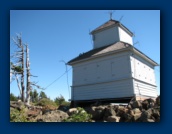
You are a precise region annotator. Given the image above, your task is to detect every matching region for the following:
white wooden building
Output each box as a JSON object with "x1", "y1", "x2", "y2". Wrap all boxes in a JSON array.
[{"x1": 68, "y1": 19, "x2": 158, "y2": 105}]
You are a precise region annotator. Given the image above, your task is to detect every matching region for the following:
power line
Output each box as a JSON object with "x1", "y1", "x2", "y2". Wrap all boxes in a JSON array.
[{"x1": 44, "y1": 67, "x2": 72, "y2": 90}]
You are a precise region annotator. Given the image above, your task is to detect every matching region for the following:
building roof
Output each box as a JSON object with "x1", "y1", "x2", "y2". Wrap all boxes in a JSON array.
[
  {"x1": 67, "y1": 41, "x2": 158, "y2": 66},
  {"x1": 90, "y1": 19, "x2": 133, "y2": 36}
]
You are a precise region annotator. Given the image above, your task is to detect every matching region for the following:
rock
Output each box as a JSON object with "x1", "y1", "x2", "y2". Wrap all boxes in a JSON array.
[
  {"x1": 127, "y1": 104, "x2": 132, "y2": 110},
  {"x1": 116, "y1": 107, "x2": 128, "y2": 122},
  {"x1": 129, "y1": 107, "x2": 141, "y2": 122},
  {"x1": 142, "y1": 100, "x2": 149, "y2": 110},
  {"x1": 67, "y1": 108, "x2": 78, "y2": 116},
  {"x1": 148, "y1": 98, "x2": 155, "y2": 107},
  {"x1": 132, "y1": 113, "x2": 141, "y2": 122},
  {"x1": 156, "y1": 96, "x2": 160, "y2": 106},
  {"x1": 152, "y1": 108, "x2": 160, "y2": 119},
  {"x1": 139, "y1": 108, "x2": 153, "y2": 122},
  {"x1": 113, "y1": 105, "x2": 120, "y2": 112},
  {"x1": 36, "y1": 110, "x2": 69, "y2": 122},
  {"x1": 18, "y1": 100, "x2": 22, "y2": 103},
  {"x1": 132, "y1": 108, "x2": 141, "y2": 114},
  {"x1": 155, "y1": 117, "x2": 160, "y2": 122},
  {"x1": 146, "y1": 108, "x2": 153, "y2": 116},
  {"x1": 42, "y1": 105, "x2": 57, "y2": 114},
  {"x1": 116, "y1": 107, "x2": 127, "y2": 117},
  {"x1": 88, "y1": 106, "x2": 106, "y2": 120},
  {"x1": 106, "y1": 116, "x2": 120, "y2": 122},
  {"x1": 58, "y1": 105, "x2": 70, "y2": 112},
  {"x1": 131, "y1": 100, "x2": 142, "y2": 109},
  {"x1": 142, "y1": 98, "x2": 155, "y2": 110},
  {"x1": 123, "y1": 113, "x2": 132, "y2": 122},
  {"x1": 129, "y1": 110, "x2": 134, "y2": 116},
  {"x1": 104, "y1": 106, "x2": 116, "y2": 118},
  {"x1": 27, "y1": 109, "x2": 42, "y2": 118},
  {"x1": 10, "y1": 101, "x2": 25, "y2": 111},
  {"x1": 145, "y1": 119, "x2": 155, "y2": 122}
]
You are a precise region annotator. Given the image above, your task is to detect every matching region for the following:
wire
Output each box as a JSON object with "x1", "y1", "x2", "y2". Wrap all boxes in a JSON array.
[
  {"x1": 59, "y1": 60, "x2": 71, "y2": 99},
  {"x1": 44, "y1": 67, "x2": 72, "y2": 90}
]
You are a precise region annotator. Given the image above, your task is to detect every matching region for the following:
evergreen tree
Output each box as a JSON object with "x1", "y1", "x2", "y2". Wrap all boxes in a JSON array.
[
  {"x1": 39, "y1": 91, "x2": 47, "y2": 100},
  {"x1": 30, "y1": 89, "x2": 39, "y2": 103},
  {"x1": 10, "y1": 93, "x2": 18, "y2": 101},
  {"x1": 54, "y1": 94, "x2": 65, "y2": 105}
]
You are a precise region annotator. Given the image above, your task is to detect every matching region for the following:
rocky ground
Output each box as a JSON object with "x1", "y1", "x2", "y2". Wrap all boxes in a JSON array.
[{"x1": 10, "y1": 96, "x2": 160, "y2": 122}]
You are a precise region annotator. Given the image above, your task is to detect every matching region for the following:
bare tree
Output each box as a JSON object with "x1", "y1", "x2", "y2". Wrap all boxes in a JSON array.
[
  {"x1": 11, "y1": 35, "x2": 25, "y2": 102},
  {"x1": 25, "y1": 44, "x2": 31, "y2": 105},
  {"x1": 11, "y1": 34, "x2": 44, "y2": 105}
]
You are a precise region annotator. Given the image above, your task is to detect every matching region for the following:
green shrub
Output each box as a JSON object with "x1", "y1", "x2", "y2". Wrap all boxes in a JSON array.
[
  {"x1": 54, "y1": 95, "x2": 65, "y2": 105},
  {"x1": 61, "y1": 101, "x2": 70, "y2": 106},
  {"x1": 10, "y1": 108, "x2": 28, "y2": 122},
  {"x1": 36, "y1": 98, "x2": 57, "y2": 107},
  {"x1": 63, "y1": 107, "x2": 92, "y2": 122}
]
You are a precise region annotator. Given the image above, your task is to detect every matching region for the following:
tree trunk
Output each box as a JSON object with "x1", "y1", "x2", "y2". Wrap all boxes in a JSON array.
[
  {"x1": 14, "y1": 73, "x2": 22, "y2": 96},
  {"x1": 20, "y1": 38, "x2": 25, "y2": 102},
  {"x1": 10, "y1": 69, "x2": 13, "y2": 83},
  {"x1": 26, "y1": 45, "x2": 31, "y2": 105}
]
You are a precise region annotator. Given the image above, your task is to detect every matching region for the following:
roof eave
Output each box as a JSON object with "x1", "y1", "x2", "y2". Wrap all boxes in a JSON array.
[
  {"x1": 119, "y1": 23, "x2": 133, "y2": 36},
  {"x1": 90, "y1": 23, "x2": 117, "y2": 34},
  {"x1": 90, "y1": 23, "x2": 133, "y2": 37},
  {"x1": 67, "y1": 48, "x2": 130, "y2": 66},
  {"x1": 129, "y1": 47, "x2": 159, "y2": 66}
]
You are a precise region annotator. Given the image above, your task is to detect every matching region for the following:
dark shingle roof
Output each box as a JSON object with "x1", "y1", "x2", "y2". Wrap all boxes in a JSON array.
[
  {"x1": 68, "y1": 42, "x2": 131, "y2": 64},
  {"x1": 90, "y1": 19, "x2": 133, "y2": 36},
  {"x1": 67, "y1": 41, "x2": 158, "y2": 66}
]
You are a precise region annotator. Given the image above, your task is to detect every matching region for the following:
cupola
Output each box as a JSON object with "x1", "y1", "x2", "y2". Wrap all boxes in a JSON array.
[{"x1": 90, "y1": 19, "x2": 134, "y2": 49}]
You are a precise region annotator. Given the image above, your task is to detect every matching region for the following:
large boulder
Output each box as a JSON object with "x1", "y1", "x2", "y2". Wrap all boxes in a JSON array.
[
  {"x1": 106, "y1": 116, "x2": 120, "y2": 122},
  {"x1": 142, "y1": 100, "x2": 149, "y2": 110},
  {"x1": 152, "y1": 108, "x2": 160, "y2": 121},
  {"x1": 144, "y1": 119, "x2": 155, "y2": 122},
  {"x1": 123, "y1": 113, "x2": 133, "y2": 122},
  {"x1": 67, "y1": 108, "x2": 78, "y2": 116},
  {"x1": 88, "y1": 106, "x2": 106, "y2": 120},
  {"x1": 116, "y1": 107, "x2": 129, "y2": 122},
  {"x1": 142, "y1": 98, "x2": 155, "y2": 110},
  {"x1": 104, "y1": 106, "x2": 116, "y2": 118},
  {"x1": 131, "y1": 100, "x2": 142, "y2": 109},
  {"x1": 10, "y1": 101, "x2": 25, "y2": 111},
  {"x1": 27, "y1": 109, "x2": 42, "y2": 118},
  {"x1": 36, "y1": 110, "x2": 69, "y2": 122},
  {"x1": 116, "y1": 107, "x2": 125, "y2": 116},
  {"x1": 132, "y1": 113, "x2": 141, "y2": 122},
  {"x1": 156, "y1": 96, "x2": 160, "y2": 106},
  {"x1": 127, "y1": 104, "x2": 132, "y2": 110},
  {"x1": 132, "y1": 108, "x2": 141, "y2": 114},
  {"x1": 58, "y1": 105, "x2": 70, "y2": 112},
  {"x1": 139, "y1": 108, "x2": 153, "y2": 122}
]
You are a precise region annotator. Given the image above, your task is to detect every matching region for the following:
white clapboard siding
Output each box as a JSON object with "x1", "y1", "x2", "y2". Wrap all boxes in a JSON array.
[
  {"x1": 93, "y1": 26, "x2": 133, "y2": 49},
  {"x1": 118, "y1": 27, "x2": 133, "y2": 45},
  {"x1": 134, "y1": 80, "x2": 158, "y2": 97},
  {"x1": 93, "y1": 27, "x2": 119, "y2": 49},
  {"x1": 130, "y1": 54, "x2": 156, "y2": 86},
  {"x1": 73, "y1": 52, "x2": 131, "y2": 86},
  {"x1": 72, "y1": 79, "x2": 134, "y2": 100}
]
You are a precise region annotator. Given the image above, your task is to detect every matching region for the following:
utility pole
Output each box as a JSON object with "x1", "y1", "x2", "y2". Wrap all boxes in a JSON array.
[{"x1": 60, "y1": 60, "x2": 70, "y2": 99}]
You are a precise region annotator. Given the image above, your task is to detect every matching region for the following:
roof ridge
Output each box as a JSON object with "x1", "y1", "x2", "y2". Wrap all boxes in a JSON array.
[
  {"x1": 90, "y1": 19, "x2": 133, "y2": 36},
  {"x1": 91, "y1": 19, "x2": 119, "y2": 34}
]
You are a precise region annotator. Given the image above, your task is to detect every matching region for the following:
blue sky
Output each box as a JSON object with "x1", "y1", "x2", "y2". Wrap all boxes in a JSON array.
[{"x1": 10, "y1": 10, "x2": 160, "y2": 101}]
